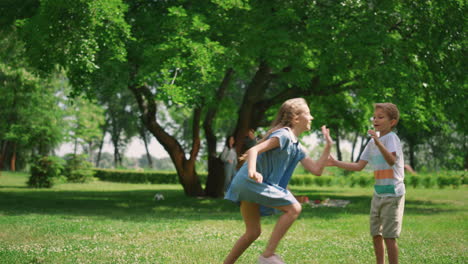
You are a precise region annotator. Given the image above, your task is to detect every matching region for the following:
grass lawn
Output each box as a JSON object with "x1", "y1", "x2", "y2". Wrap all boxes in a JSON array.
[{"x1": 0, "y1": 171, "x2": 466, "y2": 264}]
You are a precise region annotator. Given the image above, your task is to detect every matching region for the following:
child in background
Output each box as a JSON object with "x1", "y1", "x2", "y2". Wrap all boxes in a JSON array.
[
  {"x1": 220, "y1": 136, "x2": 238, "y2": 192},
  {"x1": 224, "y1": 98, "x2": 333, "y2": 264},
  {"x1": 242, "y1": 128, "x2": 258, "y2": 154},
  {"x1": 327, "y1": 103, "x2": 405, "y2": 264}
]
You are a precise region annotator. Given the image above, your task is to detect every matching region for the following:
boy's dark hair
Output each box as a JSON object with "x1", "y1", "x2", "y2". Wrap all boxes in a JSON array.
[{"x1": 374, "y1": 103, "x2": 400, "y2": 127}]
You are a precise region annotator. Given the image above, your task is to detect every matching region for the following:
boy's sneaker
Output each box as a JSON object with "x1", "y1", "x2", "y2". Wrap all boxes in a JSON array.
[{"x1": 258, "y1": 254, "x2": 285, "y2": 264}]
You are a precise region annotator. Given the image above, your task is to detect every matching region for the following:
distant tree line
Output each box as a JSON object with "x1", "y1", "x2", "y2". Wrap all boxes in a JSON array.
[{"x1": 1, "y1": 0, "x2": 465, "y2": 197}]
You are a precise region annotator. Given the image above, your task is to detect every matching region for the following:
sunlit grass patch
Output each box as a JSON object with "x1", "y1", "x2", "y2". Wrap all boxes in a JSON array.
[{"x1": 0, "y1": 171, "x2": 466, "y2": 263}]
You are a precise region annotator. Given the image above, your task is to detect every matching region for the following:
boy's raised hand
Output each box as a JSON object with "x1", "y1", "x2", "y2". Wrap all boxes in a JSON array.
[{"x1": 367, "y1": 129, "x2": 380, "y2": 140}]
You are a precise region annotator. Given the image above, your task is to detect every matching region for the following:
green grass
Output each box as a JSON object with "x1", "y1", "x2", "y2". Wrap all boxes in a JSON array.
[{"x1": 0, "y1": 171, "x2": 466, "y2": 264}]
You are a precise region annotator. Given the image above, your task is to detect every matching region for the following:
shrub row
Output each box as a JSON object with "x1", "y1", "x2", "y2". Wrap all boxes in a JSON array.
[
  {"x1": 28, "y1": 155, "x2": 95, "y2": 188},
  {"x1": 291, "y1": 171, "x2": 465, "y2": 189},
  {"x1": 94, "y1": 169, "x2": 178, "y2": 184},
  {"x1": 93, "y1": 169, "x2": 208, "y2": 184},
  {"x1": 93, "y1": 169, "x2": 465, "y2": 189}
]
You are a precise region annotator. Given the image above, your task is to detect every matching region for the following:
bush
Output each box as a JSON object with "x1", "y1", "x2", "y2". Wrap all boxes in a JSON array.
[
  {"x1": 304, "y1": 175, "x2": 314, "y2": 186},
  {"x1": 347, "y1": 172, "x2": 373, "y2": 188},
  {"x1": 289, "y1": 174, "x2": 334, "y2": 187},
  {"x1": 93, "y1": 169, "x2": 208, "y2": 185},
  {"x1": 437, "y1": 175, "x2": 462, "y2": 189},
  {"x1": 421, "y1": 176, "x2": 436, "y2": 188},
  {"x1": 92, "y1": 168, "x2": 465, "y2": 189},
  {"x1": 314, "y1": 176, "x2": 333, "y2": 187},
  {"x1": 358, "y1": 175, "x2": 372, "y2": 187},
  {"x1": 406, "y1": 175, "x2": 420, "y2": 188},
  {"x1": 28, "y1": 156, "x2": 65, "y2": 188},
  {"x1": 63, "y1": 154, "x2": 95, "y2": 183}
]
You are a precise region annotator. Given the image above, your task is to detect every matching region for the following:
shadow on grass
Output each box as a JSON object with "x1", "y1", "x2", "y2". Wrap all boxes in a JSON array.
[
  {"x1": 0, "y1": 185, "x2": 29, "y2": 189},
  {"x1": 292, "y1": 188, "x2": 463, "y2": 217},
  {"x1": 0, "y1": 186, "x2": 461, "y2": 221}
]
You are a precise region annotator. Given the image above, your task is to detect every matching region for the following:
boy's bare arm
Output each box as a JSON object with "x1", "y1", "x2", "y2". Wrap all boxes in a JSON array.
[
  {"x1": 369, "y1": 131, "x2": 397, "y2": 166},
  {"x1": 374, "y1": 141, "x2": 396, "y2": 166},
  {"x1": 331, "y1": 159, "x2": 368, "y2": 171}
]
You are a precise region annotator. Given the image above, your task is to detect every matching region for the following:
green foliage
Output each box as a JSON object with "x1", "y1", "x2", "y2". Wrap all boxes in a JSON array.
[
  {"x1": 436, "y1": 175, "x2": 462, "y2": 189},
  {"x1": 28, "y1": 156, "x2": 65, "y2": 188},
  {"x1": 97, "y1": 87, "x2": 140, "y2": 167},
  {"x1": 0, "y1": 30, "x2": 67, "y2": 161},
  {"x1": 406, "y1": 174, "x2": 421, "y2": 188},
  {"x1": 0, "y1": 30, "x2": 69, "y2": 173},
  {"x1": 17, "y1": 0, "x2": 131, "y2": 93},
  {"x1": 2, "y1": 0, "x2": 465, "y2": 185},
  {"x1": 405, "y1": 171, "x2": 465, "y2": 189},
  {"x1": 63, "y1": 154, "x2": 95, "y2": 183},
  {"x1": 65, "y1": 96, "x2": 105, "y2": 150}
]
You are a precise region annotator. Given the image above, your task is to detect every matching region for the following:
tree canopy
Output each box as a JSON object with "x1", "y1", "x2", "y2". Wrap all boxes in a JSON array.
[{"x1": 1, "y1": 0, "x2": 466, "y2": 195}]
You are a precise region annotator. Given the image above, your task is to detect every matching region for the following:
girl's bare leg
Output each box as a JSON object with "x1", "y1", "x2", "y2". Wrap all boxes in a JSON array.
[
  {"x1": 262, "y1": 202, "x2": 302, "y2": 257},
  {"x1": 224, "y1": 201, "x2": 261, "y2": 264}
]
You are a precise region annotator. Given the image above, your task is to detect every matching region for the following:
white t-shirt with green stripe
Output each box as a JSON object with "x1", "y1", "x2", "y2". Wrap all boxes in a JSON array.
[{"x1": 360, "y1": 132, "x2": 405, "y2": 197}]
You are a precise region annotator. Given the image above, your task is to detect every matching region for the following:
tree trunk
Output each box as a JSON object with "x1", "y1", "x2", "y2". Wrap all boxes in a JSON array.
[
  {"x1": 143, "y1": 136, "x2": 153, "y2": 169},
  {"x1": 356, "y1": 136, "x2": 370, "y2": 162},
  {"x1": 204, "y1": 68, "x2": 233, "y2": 197},
  {"x1": 140, "y1": 126, "x2": 153, "y2": 169},
  {"x1": 110, "y1": 116, "x2": 123, "y2": 168},
  {"x1": 234, "y1": 61, "x2": 273, "y2": 156},
  {"x1": 350, "y1": 132, "x2": 358, "y2": 162},
  {"x1": 464, "y1": 135, "x2": 467, "y2": 170},
  {"x1": 114, "y1": 147, "x2": 121, "y2": 168},
  {"x1": 96, "y1": 121, "x2": 108, "y2": 168},
  {"x1": 335, "y1": 126, "x2": 342, "y2": 161},
  {"x1": 0, "y1": 141, "x2": 7, "y2": 170},
  {"x1": 408, "y1": 142, "x2": 416, "y2": 170},
  {"x1": 112, "y1": 134, "x2": 121, "y2": 168},
  {"x1": 74, "y1": 138, "x2": 78, "y2": 155},
  {"x1": 88, "y1": 143, "x2": 93, "y2": 163},
  {"x1": 129, "y1": 83, "x2": 204, "y2": 196},
  {"x1": 10, "y1": 142, "x2": 17, "y2": 172}
]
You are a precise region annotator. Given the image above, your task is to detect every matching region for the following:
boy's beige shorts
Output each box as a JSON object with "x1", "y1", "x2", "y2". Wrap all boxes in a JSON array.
[{"x1": 370, "y1": 194, "x2": 405, "y2": 238}]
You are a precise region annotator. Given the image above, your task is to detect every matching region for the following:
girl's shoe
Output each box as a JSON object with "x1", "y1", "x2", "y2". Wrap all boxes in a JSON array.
[{"x1": 258, "y1": 254, "x2": 285, "y2": 264}]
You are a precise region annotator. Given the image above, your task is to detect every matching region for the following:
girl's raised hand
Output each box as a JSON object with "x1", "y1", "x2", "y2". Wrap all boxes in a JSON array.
[
  {"x1": 321, "y1": 125, "x2": 333, "y2": 145},
  {"x1": 326, "y1": 154, "x2": 336, "y2": 166}
]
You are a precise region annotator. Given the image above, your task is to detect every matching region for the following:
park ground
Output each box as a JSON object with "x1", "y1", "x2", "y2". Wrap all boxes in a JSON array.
[{"x1": 0, "y1": 172, "x2": 466, "y2": 264}]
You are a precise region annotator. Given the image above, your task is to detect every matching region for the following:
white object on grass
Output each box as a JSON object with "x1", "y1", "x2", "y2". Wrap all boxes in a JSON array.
[{"x1": 154, "y1": 193, "x2": 164, "y2": 201}]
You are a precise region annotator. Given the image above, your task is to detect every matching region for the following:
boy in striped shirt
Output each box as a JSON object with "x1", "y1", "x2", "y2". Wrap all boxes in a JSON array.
[{"x1": 327, "y1": 103, "x2": 405, "y2": 264}]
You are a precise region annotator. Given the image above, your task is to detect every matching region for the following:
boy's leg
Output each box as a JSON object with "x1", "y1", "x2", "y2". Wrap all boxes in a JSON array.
[
  {"x1": 373, "y1": 235, "x2": 385, "y2": 264},
  {"x1": 370, "y1": 195, "x2": 384, "y2": 264},
  {"x1": 384, "y1": 238, "x2": 398, "y2": 264},
  {"x1": 262, "y1": 202, "x2": 302, "y2": 257},
  {"x1": 381, "y1": 195, "x2": 404, "y2": 264},
  {"x1": 224, "y1": 201, "x2": 261, "y2": 264}
]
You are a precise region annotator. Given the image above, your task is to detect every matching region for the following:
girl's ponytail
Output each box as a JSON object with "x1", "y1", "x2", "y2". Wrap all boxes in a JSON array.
[{"x1": 238, "y1": 98, "x2": 307, "y2": 162}]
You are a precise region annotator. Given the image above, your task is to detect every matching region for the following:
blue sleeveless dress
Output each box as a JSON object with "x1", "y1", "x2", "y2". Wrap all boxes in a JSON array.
[{"x1": 225, "y1": 128, "x2": 306, "y2": 216}]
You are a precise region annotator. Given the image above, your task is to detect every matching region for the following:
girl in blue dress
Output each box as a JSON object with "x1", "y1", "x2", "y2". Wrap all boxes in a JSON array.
[{"x1": 224, "y1": 98, "x2": 333, "y2": 264}]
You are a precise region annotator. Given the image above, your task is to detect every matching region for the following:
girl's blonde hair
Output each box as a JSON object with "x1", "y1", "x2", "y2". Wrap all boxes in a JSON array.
[
  {"x1": 239, "y1": 98, "x2": 308, "y2": 161},
  {"x1": 258, "y1": 98, "x2": 308, "y2": 143}
]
